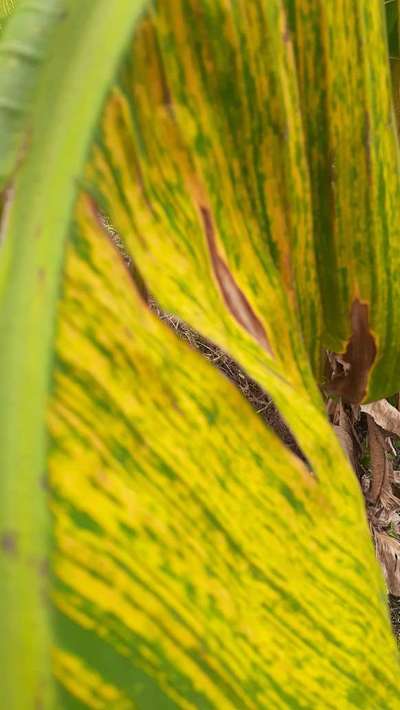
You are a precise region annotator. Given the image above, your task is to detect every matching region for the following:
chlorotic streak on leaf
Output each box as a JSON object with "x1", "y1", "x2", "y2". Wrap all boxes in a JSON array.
[
  {"x1": 87, "y1": 0, "x2": 400, "y2": 409},
  {"x1": 49, "y1": 192, "x2": 399, "y2": 708},
  {"x1": 287, "y1": 0, "x2": 400, "y2": 400},
  {"x1": 87, "y1": 1, "x2": 322, "y2": 401},
  {"x1": 1, "y1": 1, "x2": 400, "y2": 707}
]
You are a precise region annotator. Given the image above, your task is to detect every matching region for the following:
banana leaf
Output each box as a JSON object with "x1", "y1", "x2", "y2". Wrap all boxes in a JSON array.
[{"x1": 1, "y1": 0, "x2": 400, "y2": 708}]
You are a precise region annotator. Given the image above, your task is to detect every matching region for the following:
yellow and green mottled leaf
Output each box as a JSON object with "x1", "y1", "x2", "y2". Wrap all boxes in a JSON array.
[
  {"x1": 2, "y1": 0, "x2": 400, "y2": 708},
  {"x1": 88, "y1": 0, "x2": 337, "y2": 489},
  {"x1": 89, "y1": 1, "x2": 322, "y2": 396},
  {"x1": 287, "y1": 1, "x2": 400, "y2": 400},
  {"x1": 90, "y1": 0, "x2": 400, "y2": 405},
  {"x1": 51, "y1": 193, "x2": 398, "y2": 708}
]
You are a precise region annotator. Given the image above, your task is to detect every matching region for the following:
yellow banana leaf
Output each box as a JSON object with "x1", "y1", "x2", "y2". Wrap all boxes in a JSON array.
[
  {"x1": 91, "y1": 0, "x2": 400, "y2": 405},
  {"x1": 51, "y1": 194, "x2": 398, "y2": 707},
  {"x1": 1, "y1": 0, "x2": 400, "y2": 708}
]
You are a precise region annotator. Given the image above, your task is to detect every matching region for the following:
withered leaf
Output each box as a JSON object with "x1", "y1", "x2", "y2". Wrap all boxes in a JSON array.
[
  {"x1": 367, "y1": 415, "x2": 391, "y2": 505},
  {"x1": 361, "y1": 399, "x2": 400, "y2": 436},
  {"x1": 374, "y1": 530, "x2": 400, "y2": 596}
]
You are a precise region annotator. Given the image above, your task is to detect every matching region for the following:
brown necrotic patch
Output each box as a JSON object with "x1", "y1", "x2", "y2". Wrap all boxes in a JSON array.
[
  {"x1": 1, "y1": 530, "x2": 18, "y2": 557},
  {"x1": 329, "y1": 299, "x2": 377, "y2": 404},
  {"x1": 199, "y1": 205, "x2": 272, "y2": 355}
]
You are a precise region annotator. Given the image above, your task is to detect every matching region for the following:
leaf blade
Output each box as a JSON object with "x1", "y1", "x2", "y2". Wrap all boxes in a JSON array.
[{"x1": 50, "y1": 193, "x2": 399, "y2": 707}]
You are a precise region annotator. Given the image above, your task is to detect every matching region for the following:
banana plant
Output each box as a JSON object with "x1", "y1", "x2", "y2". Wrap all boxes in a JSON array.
[{"x1": 1, "y1": 0, "x2": 400, "y2": 707}]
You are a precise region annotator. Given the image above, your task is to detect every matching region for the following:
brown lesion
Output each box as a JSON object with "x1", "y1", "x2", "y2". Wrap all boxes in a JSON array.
[
  {"x1": 199, "y1": 205, "x2": 272, "y2": 355},
  {"x1": 1, "y1": 530, "x2": 18, "y2": 557},
  {"x1": 0, "y1": 182, "x2": 14, "y2": 246},
  {"x1": 327, "y1": 299, "x2": 377, "y2": 403}
]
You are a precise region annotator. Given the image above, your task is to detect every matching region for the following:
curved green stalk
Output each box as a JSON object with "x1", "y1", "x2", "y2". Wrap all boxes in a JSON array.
[
  {"x1": 0, "y1": 1, "x2": 146, "y2": 707},
  {"x1": 0, "y1": 0, "x2": 64, "y2": 187}
]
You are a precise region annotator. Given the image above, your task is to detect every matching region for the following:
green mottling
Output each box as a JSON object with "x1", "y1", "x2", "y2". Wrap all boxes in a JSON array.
[
  {"x1": 194, "y1": 132, "x2": 210, "y2": 157},
  {"x1": 197, "y1": 401, "x2": 219, "y2": 425},
  {"x1": 156, "y1": 458, "x2": 178, "y2": 482},
  {"x1": 55, "y1": 610, "x2": 177, "y2": 710},
  {"x1": 279, "y1": 481, "x2": 310, "y2": 519},
  {"x1": 67, "y1": 506, "x2": 104, "y2": 537}
]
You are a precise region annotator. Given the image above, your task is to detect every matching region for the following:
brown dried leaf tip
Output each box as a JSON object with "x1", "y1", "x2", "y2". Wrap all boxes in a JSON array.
[{"x1": 329, "y1": 299, "x2": 376, "y2": 403}]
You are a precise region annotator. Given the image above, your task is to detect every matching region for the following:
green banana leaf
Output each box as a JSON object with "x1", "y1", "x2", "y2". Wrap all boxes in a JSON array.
[
  {"x1": 1, "y1": 0, "x2": 400, "y2": 708},
  {"x1": 0, "y1": 0, "x2": 64, "y2": 188},
  {"x1": 385, "y1": 0, "x2": 400, "y2": 135},
  {"x1": 386, "y1": 0, "x2": 400, "y2": 56}
]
